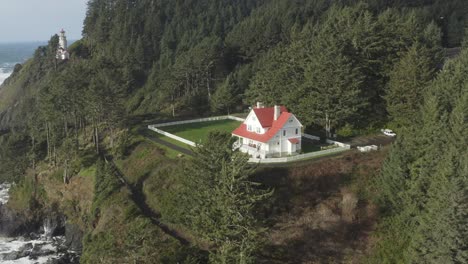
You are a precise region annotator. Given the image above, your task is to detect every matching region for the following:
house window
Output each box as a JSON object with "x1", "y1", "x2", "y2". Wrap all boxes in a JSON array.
[
  {"x1": 283, "y1": 130, "x2": 286, "y2": 136},
  {"x1": 252, "y1": 116, "x2": 257, "y2": 121},
  {"x1": 295, "y1": 128, "x2": 298, "y2": 135},
  {"x1": 247, "y1": 125, "x2": 252, "y2": 131},
  {"x1": 256, "y1": 127, "x2": 260, "y2": 133}
]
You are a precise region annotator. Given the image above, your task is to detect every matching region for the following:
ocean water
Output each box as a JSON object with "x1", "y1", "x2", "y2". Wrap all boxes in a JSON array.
[
  {"x1": 0, "y1": 42, "x2": 44, "y2": 85},
  {"x1": 0, "y1": 183, "x2": 70, "y2": 263}
]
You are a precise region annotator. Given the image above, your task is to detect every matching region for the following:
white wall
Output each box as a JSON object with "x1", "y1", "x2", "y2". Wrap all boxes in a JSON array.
[
  {"x1": 148, "y1": 115, "x2": 245, "y2": 148},
  {"x1": 148, "y1": 126, "x2": 196, "y2": 147},
  {"x1": 152, "y1": 115, "x2": 245, "y2": 128},
  {"x1": 148, "y1": 115, "x2": 352, "y2": 164},
  {"x1": 249, "y1": 145, "x2": 351, "y2": 164},
  {"x1": 244, "y1": 112, "x2": 265, "y2": 133}
]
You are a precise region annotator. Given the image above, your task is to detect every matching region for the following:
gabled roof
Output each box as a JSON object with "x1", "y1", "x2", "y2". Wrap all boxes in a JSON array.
[
  {"x1": 253, "y1": 106, "x2": 288, "y2": 128},
  {"x1": 232, "y1": 112, "x2": 293, "y2": 143}
]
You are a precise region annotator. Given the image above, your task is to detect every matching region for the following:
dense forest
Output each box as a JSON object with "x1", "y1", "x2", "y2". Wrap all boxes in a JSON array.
[{"x1": 0, "y1": 0, "x2": 467, "y2": 263}]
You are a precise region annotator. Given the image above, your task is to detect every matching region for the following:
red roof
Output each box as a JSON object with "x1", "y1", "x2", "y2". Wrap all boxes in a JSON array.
[
  {"x1": 288, "y1": 138, "x2": 300, "y2": 144},
  {"x1": 253, "y1": 106, "x2": 288, "y2": 128},
  {"x1": 232, "y1": 112, "x2": 292, "y2": 143}
]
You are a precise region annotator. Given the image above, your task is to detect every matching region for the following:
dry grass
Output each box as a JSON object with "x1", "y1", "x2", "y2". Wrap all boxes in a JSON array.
[
  {"x1": 256, "y1": 149, "x2": 387, "y2": 264},
  {"x1": 39, "y1": 167, "x2": 95, "y2": 228}
]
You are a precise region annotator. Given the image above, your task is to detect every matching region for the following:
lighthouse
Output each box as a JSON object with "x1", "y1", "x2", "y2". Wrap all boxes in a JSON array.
[{"x1": 56, "y1": 29, "x2": 70, "y2": 60}]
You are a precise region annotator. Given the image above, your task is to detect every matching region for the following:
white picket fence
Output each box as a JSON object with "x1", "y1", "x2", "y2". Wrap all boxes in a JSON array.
[
  {"x1": 147, "y1": 126, "x2": 197, "y2": 147},
  {"x1": 148, "y1": 115, "x2": 245, "y2": 148},
  {"x1": 248, "y1": 145, "x2": 351, "y2": 164},
  {"x1": 151, "y1": 115, "x2": 245, "y2": 128},
  {"x1": 326, "y1": 139, "x2": 350, "y2": 148},
  {"x1": 303, "y1": 133, "x2": 320, "y2": 141},
  {"x1": 148, "y1": 115, "x2": 351, "y2": 164}
]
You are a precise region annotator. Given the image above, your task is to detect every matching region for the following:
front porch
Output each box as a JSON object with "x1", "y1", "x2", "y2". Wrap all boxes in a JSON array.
[{"x1": 236, "y1": 144, "x2": 267, "y2": 159}]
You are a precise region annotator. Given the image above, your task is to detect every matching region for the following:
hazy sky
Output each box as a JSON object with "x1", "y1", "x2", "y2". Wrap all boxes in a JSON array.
[{"x1": 0, "y1": 0, "x2": 88, "y2": 43}]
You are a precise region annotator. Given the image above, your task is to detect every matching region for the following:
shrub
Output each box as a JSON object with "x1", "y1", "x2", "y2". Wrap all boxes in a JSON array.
[{"x1": 337, "y1": 123, "x2": 354, "y2": 138}]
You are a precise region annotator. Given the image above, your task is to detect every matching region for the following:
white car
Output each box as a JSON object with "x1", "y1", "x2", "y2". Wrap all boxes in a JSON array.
[{"x1": 381, "y1": 129, "x2": 396, "y2": 137}]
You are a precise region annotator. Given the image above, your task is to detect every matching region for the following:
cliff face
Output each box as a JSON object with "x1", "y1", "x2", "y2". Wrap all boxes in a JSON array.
[{"x1": 0, "y1": 111, "x2": 11, "y2": 129}]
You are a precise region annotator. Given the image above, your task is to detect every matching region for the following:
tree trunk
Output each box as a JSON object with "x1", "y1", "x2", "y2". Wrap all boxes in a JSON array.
[
  {"x1": 53, "y1": 144, "x2": 57, "y2": 167},
  {"x1": 31, "y1": 134, "x2": 36, "y2": 171},
  {"x1": 74, "y1": 113, "x2": 79, "y2": 148},
  {"x1": 63, "y1": 159, "x2": 68, "y2": 184},
  {"x1": 207, "y1": 70, "x2": 211, "y2": 100},
  {"x1": 95, "y1": 125, "x2": 100, "y2": 154},
  {"x1": 46, "y1": 122, "x2": 51, "y2": 161}
]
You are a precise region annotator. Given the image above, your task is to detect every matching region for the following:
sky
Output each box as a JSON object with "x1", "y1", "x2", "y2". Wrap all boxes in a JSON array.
[{"x1": 0, "y1": 0, "x2": 88, "y2": 43}]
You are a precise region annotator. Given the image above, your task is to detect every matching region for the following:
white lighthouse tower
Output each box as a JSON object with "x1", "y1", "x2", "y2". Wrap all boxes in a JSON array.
[{"x1": 56, "y1": 29, "x2": 70, "y2": 60}]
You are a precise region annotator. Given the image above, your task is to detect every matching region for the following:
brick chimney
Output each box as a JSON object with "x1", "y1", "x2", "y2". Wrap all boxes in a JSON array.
[{"x1": 274, "y1": 105, "x2": 281, "y2": 120}]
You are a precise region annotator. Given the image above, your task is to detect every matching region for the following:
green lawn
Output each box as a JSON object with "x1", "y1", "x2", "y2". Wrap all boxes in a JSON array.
[
  {"x1": 160, "y1": 119, "x2": 242, "y2": 144},
  {"x1": 148, "y1": 119, "x2": 332, "y2": 156}
]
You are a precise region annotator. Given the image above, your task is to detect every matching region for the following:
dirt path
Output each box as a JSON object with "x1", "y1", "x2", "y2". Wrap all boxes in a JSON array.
[{"x1": 103, "y1": 155, "x2": 200, "y2": 248}]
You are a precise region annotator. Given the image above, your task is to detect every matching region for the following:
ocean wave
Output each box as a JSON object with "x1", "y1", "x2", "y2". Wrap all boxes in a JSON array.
[
  {"x1": 0, "y1": 183, "x2": 12, "y2": 205},
  {"x1": 0, "y1": 62, "x2": 17, "y2": 69},
  {"x1": 0, "y1": 68, "x2": 13, "y2": 86}
]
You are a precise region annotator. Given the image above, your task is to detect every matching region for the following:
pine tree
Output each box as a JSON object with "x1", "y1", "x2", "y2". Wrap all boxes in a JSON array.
[
  {"x1": 372, "y1": 47, "x2": 468, "y2": 264},
  {"x1": 175, "y1": 132, "x2": 272, "y2": 263},
  {"x1": 210, "y1": 74, "x2": 238, "y2": 114},
  {"x1": 385, "y1": 44, "x2": 436, "y2": 128}
]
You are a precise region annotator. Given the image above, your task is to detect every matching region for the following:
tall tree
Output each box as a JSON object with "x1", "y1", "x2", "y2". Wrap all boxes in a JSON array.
[
  {"x1": 173, "y1": 132, "x2": 271, "y2": 263},
  {"x1": 385, "y1": 44, "x2": 437, "y2": 128},
  {"x1": 372, "y1": 47, "x2": 468, "y2": 264}
]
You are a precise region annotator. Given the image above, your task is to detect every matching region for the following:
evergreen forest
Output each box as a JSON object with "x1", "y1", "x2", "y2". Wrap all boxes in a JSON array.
[{"x1": 0, "y1": 0, "x2": 466, "y2": 263}]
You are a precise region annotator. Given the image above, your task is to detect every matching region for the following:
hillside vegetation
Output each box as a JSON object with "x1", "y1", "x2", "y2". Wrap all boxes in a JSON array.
[{"x1": 0, "y1": 0, "x2": 466, "y2": 263}]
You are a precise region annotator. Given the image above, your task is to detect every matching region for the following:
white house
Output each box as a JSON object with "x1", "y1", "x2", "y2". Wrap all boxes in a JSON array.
[
  {"x1": 232, "y1": 103, "x2": 303, "y2": 159},
  {"x1": 56, "y1": 29, "x2": 70, "y2": 60}
]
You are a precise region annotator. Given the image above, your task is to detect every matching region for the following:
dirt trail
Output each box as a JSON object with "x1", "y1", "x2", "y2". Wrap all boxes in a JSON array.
[{"x1": 103, "y1": 155, "x2": 204, "y2": 249}]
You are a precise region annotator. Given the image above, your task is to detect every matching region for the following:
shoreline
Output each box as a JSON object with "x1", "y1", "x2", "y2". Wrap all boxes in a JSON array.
[
  {"x1": 0, "y1": 68, "x2": 13, "y2": 86},
  {"x1": 0, "y1": 183, "x2": 80, "y2": 263}
]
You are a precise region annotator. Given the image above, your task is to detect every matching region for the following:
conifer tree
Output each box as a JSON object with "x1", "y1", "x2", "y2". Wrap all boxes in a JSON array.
[
  {"x1": 175, "y1": 132, "x2": 271, "y2": 263},
  {"x1": 385, "y1": 44, "x2": 436, "y2": 128},
  {"x1": 210, "y1": 74, "x2": 238, "y2": 114},
  {"x1": 372, "y1": 47, "x2": 468, "y2": 264}
]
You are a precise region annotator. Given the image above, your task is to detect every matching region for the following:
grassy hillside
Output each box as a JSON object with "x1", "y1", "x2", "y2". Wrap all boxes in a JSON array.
[{"x1": 0, "y1": 0, "x2": 466, "y2": 263}]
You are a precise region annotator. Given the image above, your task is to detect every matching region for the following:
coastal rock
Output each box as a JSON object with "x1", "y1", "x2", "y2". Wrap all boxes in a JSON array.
[
  {"x1": 18, "y1": 242, "x2": 33, "y2": 252},
  {"x1": 46, "y1": 252, "x2": 81, "y2": 264},
  {"x1": 64, "y1": 223, "x2": 84, "y2": 253},
  {"x1": 0, "y1": 203, "x2": 27, "y2": 236},
  {"x1": 0, "y1": 247, "x2": 30, "y2": 261}
]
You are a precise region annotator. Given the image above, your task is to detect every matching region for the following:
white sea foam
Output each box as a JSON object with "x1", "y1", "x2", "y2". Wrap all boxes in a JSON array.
[
  {"x1": 0, "y1": 67, "x2": 13, "y2": 86},
  {"x1": 0, "y1": 185, "x2": 69, "y2": 263},
  {"x1": 0, "y1": 236, "x2": 64, "y2": 263},
  {"x1": 1, "y1": 256, "x2": 50, "y2": 264},
  {"x1": 0, "y1": 183, "x2": 12, "y2": 205}
]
